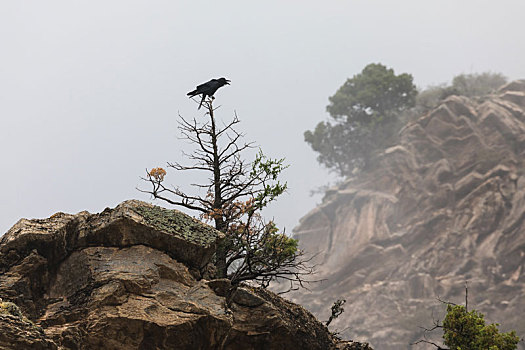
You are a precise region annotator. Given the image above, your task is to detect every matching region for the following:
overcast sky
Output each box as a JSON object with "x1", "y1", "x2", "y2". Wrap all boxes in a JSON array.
[{"x1": 2, "y1": 1, "x2": 525, "y2": 235}]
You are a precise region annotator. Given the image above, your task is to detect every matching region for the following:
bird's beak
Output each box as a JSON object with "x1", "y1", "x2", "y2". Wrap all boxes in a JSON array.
[{"x1": 226, "y1": 80, "x2": 231, "y2": 84}]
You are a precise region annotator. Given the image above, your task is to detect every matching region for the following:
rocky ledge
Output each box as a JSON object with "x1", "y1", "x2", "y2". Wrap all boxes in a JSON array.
[{"x1": 0, "y1": 200, "x2": 370, "y2": 350}]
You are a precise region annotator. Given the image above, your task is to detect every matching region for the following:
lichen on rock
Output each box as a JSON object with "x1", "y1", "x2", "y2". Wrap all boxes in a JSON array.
[{"x1": 133, "y1": 203, "x2": 220, "y2": 247}]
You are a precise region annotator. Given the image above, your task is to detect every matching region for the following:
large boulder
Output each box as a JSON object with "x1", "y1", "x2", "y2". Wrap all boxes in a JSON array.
[{"x1": 0, "y1": 200, "x2": 368, "y2": 350}]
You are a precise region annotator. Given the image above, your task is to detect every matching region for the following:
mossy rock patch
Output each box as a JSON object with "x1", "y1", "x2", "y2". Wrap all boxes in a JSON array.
[{"x1": 133, "y1": 204, "x2": 221, "y2": 247}]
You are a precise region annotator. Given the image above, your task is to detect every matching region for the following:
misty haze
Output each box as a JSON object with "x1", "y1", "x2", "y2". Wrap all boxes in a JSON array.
[{"x1": 1, "y1": 1, "x2": 525, "y2": 349}]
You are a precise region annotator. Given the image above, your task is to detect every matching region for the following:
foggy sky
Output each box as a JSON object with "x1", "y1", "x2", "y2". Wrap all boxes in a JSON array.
[{"x1": 2, "y1": 1, "x2": 525, "y2": 235}]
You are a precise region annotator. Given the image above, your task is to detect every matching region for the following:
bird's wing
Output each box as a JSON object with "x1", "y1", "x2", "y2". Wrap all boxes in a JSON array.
[
  {"x1": 187, "y1": 79, "x2": 224, "y2": 98},
  {"x1": 188, "y1": 80, "x2": 216, "y2": 97},
  {"x1": 206, "y1": 80, "x2": 224, "y2": 96},
  {"x1": 197, "y1": 80, "x2": 214, "y2": 90}
]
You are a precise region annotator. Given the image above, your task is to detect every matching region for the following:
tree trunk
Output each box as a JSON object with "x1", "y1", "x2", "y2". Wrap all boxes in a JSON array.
[{"x1": 208, "y1": 101, "x2": 228, "y2": 278}]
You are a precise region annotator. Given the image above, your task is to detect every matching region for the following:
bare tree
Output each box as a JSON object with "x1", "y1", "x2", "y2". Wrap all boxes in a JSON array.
[{"x1": 140, "y1": 97, "x2": 314, "y2": 289}]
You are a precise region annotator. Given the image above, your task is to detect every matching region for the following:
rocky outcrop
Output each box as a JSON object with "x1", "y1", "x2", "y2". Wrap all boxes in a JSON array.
[
  {"x1": 291, "y1": 81, "x2": 525, "y2": 349},
  {"x1": 0, "y1": 200, "x2": 368, "y2": 350}
]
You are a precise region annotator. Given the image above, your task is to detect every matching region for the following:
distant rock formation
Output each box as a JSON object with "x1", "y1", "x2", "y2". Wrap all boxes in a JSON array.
[
  {"x1": 291, "y1": 81, "x2": 525, "y2": 349},
  {"x1": 0, "y1": 200, "x2": 370, "y2": 350}
]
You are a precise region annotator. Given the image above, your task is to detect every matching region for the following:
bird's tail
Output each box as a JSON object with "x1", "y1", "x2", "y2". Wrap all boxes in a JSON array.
[
  {"x1": 198, "y1": 94, "x2": 206, "y2": 110},
  {"x1": 187, "y1": 89, "x2": 198, "y2": 97}
]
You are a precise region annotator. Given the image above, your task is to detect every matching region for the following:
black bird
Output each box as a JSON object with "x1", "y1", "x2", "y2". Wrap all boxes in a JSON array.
[{"x1": 187, "y1": 77, "x2": 231, "y2": 109}]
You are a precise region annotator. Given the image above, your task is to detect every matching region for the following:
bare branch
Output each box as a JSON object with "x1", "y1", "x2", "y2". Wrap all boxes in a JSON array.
[{"x1": 411, "y1": 339, "x2": 449, "y2": 349}]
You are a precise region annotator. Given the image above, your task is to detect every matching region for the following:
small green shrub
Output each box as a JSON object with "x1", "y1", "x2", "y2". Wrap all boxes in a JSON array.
[{"x1": 443, "y1": 304, "x2": 519, "y2": 350}]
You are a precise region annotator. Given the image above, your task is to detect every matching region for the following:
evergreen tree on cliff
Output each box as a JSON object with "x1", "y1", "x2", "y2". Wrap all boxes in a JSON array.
[
  {"x1": 415, "y1": 304, "x2": 520, "y2": 349},
  {"x1": 305, "y1": 63, "x2": 417, "y2": 176},
  {"x1": 415, "y1": 285, "x2": 520, "y2": 350},
  {"x1": 140, "y1": 83, "x2": 312, "y2": 290}
]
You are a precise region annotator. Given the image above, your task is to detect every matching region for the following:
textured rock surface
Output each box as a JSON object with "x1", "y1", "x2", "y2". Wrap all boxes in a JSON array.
[
  {"x1": 0, "y1": 200, "x2": 368, "y2": 350},
  {"x1": 290, "y1": 81, "x2": 525, "y2": 349},
  {"x1": 0, "y1": 300, "x2": 57, "y2": 349}
]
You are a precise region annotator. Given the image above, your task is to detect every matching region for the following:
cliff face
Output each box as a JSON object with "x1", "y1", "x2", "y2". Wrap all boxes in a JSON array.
[
  {"x1": 0, "y1": 200, "x2": 368, "y2": 350},
  {"x1": 291, "y1": 81, "x2": 525, "y2": 349}
]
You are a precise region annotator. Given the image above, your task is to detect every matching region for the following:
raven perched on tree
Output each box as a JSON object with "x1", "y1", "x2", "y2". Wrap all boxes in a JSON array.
[{"x1": 187, "y1": 77, "x2": 231, "y2": 109}]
